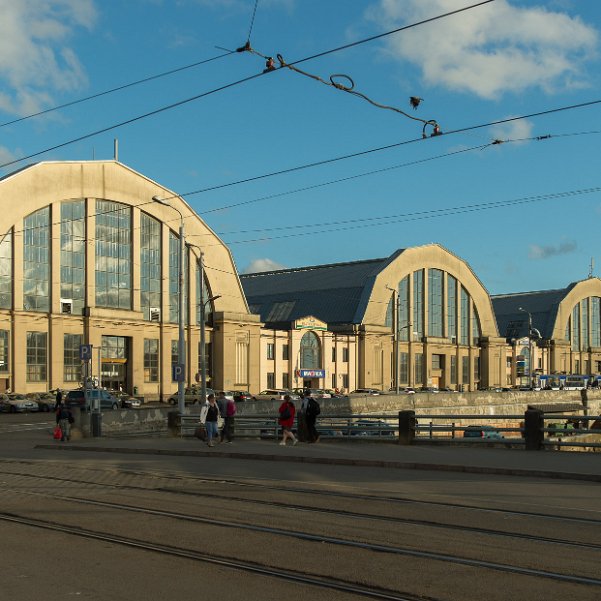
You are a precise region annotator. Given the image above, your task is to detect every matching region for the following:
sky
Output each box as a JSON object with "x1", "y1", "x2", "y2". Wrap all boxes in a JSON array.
[{"x1": 0, "y1": 0, "x2": 600, "y2": 296}]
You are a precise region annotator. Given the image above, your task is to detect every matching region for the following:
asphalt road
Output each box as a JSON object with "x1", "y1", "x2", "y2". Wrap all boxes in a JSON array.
[{"x1": 1, "y1": 413, "x2": 601, "y2": 600}]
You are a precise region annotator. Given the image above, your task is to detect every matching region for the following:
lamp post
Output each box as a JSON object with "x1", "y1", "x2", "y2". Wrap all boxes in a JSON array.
[
  {"x1": 518, "y1": 307, "x2": 533, "y2": 388},
  {"x1": 386, "y1": 286, "x2": 400, "y2": 394},
  {"x1": 187, "y1": 244, "x2": 220, "y2": 406},
  {"x1": 153, "y1": 195, "x2": 186, "y2": 415}
]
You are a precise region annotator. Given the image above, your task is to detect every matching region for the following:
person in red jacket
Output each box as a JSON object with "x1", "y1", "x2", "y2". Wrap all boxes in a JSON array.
[{"x1": 278, "y1": 394, "x2": 297, "y2": 446}]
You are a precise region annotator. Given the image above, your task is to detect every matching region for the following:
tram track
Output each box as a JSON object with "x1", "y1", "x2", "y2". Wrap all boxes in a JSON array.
[{"x1": 2, "y1": 485, "x2": 601, "y2": 589}]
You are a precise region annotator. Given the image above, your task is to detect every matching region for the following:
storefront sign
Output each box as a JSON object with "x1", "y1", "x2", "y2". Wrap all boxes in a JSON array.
[
  {"x1": 293, "y1": 315, "x2": 327, "y2": 331},
  {"x1": 297, "y1": 369, "x2": 326, "y2": 378}
]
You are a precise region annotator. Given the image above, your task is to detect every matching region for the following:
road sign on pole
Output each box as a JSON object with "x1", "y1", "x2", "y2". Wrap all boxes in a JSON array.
[
  {"x1": 172, "y1": 363, "x2": 185, "y2": 382},
  {"x1": 79, "y1": 344, "x2": 93, "y2": 361}
]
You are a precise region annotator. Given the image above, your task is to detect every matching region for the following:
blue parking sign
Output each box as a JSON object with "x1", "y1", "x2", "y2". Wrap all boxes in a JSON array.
[
  {"x1": 172, "y1": 363, "x2": 185, "y2": 382},
  {"x1": 79, "y1": 344, "x2": 93, "y2": 361}
]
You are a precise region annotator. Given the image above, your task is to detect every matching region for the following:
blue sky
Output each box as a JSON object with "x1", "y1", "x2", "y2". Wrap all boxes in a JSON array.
[{"x1": 0, "y1": 0, "x2": 600, "y2": 295}]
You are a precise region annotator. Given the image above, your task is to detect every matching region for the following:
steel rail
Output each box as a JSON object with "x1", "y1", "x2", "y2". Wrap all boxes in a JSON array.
[
  {"x1": 0, "y1": 512, "x2": 418, "y2": 601},
  {"x1": 3, "y1": 490, "x2": 601, "y2": 588}
]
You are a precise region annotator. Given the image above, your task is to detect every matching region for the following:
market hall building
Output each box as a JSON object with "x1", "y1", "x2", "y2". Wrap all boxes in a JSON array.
[
  {"x1": 2, "y1": 159, "x2": 601, "y2": 398},
  {"x1": 0, "y1": 160, "x2": 262, "y2": 398}
]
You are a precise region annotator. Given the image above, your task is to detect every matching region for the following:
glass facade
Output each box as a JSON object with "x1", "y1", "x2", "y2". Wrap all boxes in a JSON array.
[
  {"x1": 571, "y1": 305, "x2": 580, "y2": 351},
  {"x1": 582, "y1": 298, "x2": 589, "y2": 351},
  {"x1": 144, "y1": 339, "x2": 159, "y2": 382},
  {"x1": 95, "y1": 200, "x2": 131, "y2": 309},
  {"x1": 450, "y1": 355, "x2": 457, "y2": 384},
  {"x1": 60, "y1": 200, "x2": 86, "y2": 314},
  {"x1": 400, "y1": 352, "x2": 408, "y2": 383},
  {"x1": 447, "y1": 274, "x2": 457, "y2": 342},
  {"x1": 428, "y1": 269, "x2": 444, "y2": 337},
  {"x1": 140, "y1": 213, "x2": 162, "y2": 321},
  {"x1": 23, "y1": 207, "x2": 50, "y2": 312},
  {"x1": 300, "y1": 331, "x2": 320, "y2": 369},
  {"x1": 196, "y1": 261, "x2": 212, "y2": 325},
  {"x1": 64, "y1": 333, "x2": 83, "y2": 382},
  {"x1": 399, "y1": 276, "x2": 410, "y2": 341},
  {"x1": 472, "y1": 306, "x2": 481, "y2": 345},
  {"x1": 26, "y1": 331, "x2": 47, "y2": 381},
  {"x1": 414, "y1": 353, "x2": 423, "y2": 384},
  {"x1": 460, "y1": 287, "x2": 470, "y2": 345},
  {"x1": 413, "y1": 270, "x2": 424, "y2": 339},
  {"x1": 462, "y1": 356, "x2": 469, "y2": 384},
  {"x1": 169, "y1": 233, "x2": 188, "y2": 324},
  {"x1": 0, "y1": 231, "x2": 12, "y2": 309},
  {"x1": 0, "y1": 330, "x2": 8, "y2": 373},
  {"x1": 593, "y1": 298, "x2": 601, "y2": 348}
]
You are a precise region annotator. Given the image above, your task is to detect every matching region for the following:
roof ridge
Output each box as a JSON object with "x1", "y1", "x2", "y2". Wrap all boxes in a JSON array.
[{"x1": 241, "y1": 256, "x2": 387, "y2": 278}]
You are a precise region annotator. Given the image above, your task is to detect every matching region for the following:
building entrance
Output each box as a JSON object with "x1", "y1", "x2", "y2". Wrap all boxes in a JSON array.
[{"x1": 100, "y1": 335, "x2": 129, "y2": 393}]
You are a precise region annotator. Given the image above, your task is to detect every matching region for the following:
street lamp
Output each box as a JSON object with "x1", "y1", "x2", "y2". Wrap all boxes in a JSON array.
[
  {"x1": 153, "y1": 195, "x2": 186, "y2": 415},
  {"x1": 386, "y1": 286, "x2": 400, "y2": 394},
  {"x1": 187, "y1": 243, "x2": 220, "y2": 406}
]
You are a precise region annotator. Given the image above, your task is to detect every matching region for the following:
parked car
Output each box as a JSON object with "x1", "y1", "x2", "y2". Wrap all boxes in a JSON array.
[
  {"x1": 462, "y1": 425, "x2": 504, "y2": 440},
  {"x1": 119, "y1": 395, "x2": 142, "y2": 409},
  {"x1": 27, "y1": 392, "x2": 57, "y2": 412},
  {"x1": 232, "y1": 390, "x2": 252, "y2": 402},
  {"x1": 166, "y1": 386, "x2": 215, "y2": 405},
  {"x1": 417, "y1": 386, "x2": 440, "y2": 394},
  {"x1": 350, "y1": 388, "x2": 383, "y2": 395},
  {"x1": 215, "y1": 391, "x2": 235, "y2": 401},
  {"x1": 65, "y1": 389, "x2": 121, "y2": 411},
  {"x1": 349, "y1": 419, "x2": 396, "y2": 437},
  {"x1": 253, "y1": 390, "x2": 300, "y2": 401},
  {"x1": 0, "y1": 393, "x2": 40, "y2": 413}
]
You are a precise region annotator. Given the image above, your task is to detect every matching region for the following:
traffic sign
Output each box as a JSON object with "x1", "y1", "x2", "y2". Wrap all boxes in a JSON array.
[
  {"x1": 172, "y1": 363, "x2": 185, "y2": 382},
  {"x1": 79, "y1": 344, "x2": 93, "y2": 361}
]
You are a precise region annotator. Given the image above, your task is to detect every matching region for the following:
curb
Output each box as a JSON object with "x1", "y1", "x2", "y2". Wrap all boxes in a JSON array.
[{"x1": 34, "y1": 444, "x2": 601, "y2": 483}]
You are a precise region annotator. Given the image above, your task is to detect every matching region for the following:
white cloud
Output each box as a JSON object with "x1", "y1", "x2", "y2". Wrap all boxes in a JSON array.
[
  {"x1": 528, "y1": 241, "x2": 577, "y2": 259},
  {"x1": 490, "y1": 118, "x2": 534, "y2": 143},
  {"x1": 0, "y1": 0, "x2": 97, "y2": 116},
  {"x1": 242, "y1": 258, "x2": 287, "y2": 273},
  {"x1": 367, "y1": 0, "x2": 598, "y2": 99}
]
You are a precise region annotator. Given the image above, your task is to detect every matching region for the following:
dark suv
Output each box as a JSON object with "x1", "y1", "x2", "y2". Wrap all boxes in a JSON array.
[{"x1": 65, "y1": 389, "x2": 121, "y2": 411}]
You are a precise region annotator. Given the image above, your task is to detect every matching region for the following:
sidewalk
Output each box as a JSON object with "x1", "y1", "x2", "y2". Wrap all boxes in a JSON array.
[{"x1": 35, "y1": 435, "x2": 601, "y2": 483}]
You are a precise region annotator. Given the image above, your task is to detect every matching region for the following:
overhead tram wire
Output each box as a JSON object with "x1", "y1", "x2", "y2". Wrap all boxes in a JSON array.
[
  {"x1": 200, "y1": 130, "x2": 601, "y2": 218},
  {"x1": 216, "y1": 187, "x2": 601, "y2": 246},
  {"x1": 170, "y1": 99, "x2": 601, "y2": 201},
  {"x1": 0, "y1": 51, "x2": 235, "y2": 130},
  {"x1": 0, "y1": 1, "x2": 496, "y2": 171},
  {"x1": 4, "y1": 128, "x2": 599, "y2": 244}
]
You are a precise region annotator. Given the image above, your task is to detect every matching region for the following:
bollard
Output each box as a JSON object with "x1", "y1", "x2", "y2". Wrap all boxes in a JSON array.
[
  {"x1": 90, "y1": 411, "x2": 102, "y2": 437},
  {"x1": 398, "y1": 410, "x2": 416, "y2": 445},
  {"x1": 524, "y1": 408, "x2": 544, "y2": 450}
]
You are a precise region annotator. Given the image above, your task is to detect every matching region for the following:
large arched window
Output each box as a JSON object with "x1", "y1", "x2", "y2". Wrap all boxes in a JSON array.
[
  {"x1": 300, "y1": 331, "x2": 321, "y2": 369},
  {"x1": 24, "y1": 207, "x2": 50, "y2": 312}
]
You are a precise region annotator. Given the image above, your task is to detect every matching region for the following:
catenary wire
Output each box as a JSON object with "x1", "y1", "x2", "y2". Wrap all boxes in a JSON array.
[
  {"x1": 169, "y1": 99, "x2": 601, "y2": 201},
  {"x1": 247, "y1": 0, "x2": 260, "y2": 43},
  {"x1": 0, "y1": 52, "x2": 235, "y2": 130},
  {"x1": 2, "y1": 129, "x2": 598, "y2": 243},
  {"x1": 0, "y1": 1, "x2": 496, "y2": 171}
]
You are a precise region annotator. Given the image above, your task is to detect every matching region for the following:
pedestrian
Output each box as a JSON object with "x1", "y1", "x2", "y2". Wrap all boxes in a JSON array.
[
  {"x1": 56, "y1": 400, "x2": 73, "y2": 442},
  {"x1": 305, "y1": 396, "x2": 321, "y2": 443},
  {"x1": 220, "y1": 394, "x2": 237, "y2": 443},
  {"x1": 278, "y1": 394, "x2": 297, "y2": 446},
  {"x1": 297, "y1": 393, "x2": 309, "y2": 442},
  {"x1": 200, "y1": 394, "x2": 220, "y2": 447},
  {"x1": 54, "y1": 389, "x2": 62, "y2": 424}
]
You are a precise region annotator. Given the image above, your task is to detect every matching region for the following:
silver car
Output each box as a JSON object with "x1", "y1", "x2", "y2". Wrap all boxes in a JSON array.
[
  {"x1": 0, "y1": 393, "x2": 40, "y2": 413},
  {"x1": 253, "y1": 390, "x2": 300, "y2": 401}
]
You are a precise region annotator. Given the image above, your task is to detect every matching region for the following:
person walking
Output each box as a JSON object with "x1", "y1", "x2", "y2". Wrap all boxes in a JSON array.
[
  {"x1": 278, "y1": 394, "x2": 297, "y2": 446},
  {"x1": 220, "y1": 395, "x2": 237, "y2": 443},
  {"x1": 297, "y1": 393, "x2": 308, "y2": 442},
  {"x1": 55, "y1": 400, "x2": 73, "y2": 442},
  {"x1": 305, "y1": 396, "x2": 321, "y2": 443},
  {"x1": 200, "y1": 394, "x2": 220, "y2": 447},
  {"x1": 54, "y1": 389, "x2": 62, "y2": 424}
]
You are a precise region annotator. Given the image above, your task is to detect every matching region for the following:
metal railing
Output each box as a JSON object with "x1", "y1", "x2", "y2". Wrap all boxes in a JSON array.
[{"x1": 175, "y1": 412, "x2": 601, "y2": 449}]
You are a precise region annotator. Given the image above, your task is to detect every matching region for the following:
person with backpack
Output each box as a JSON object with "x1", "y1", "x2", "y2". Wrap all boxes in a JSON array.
[
  {"x1": 278, "y1": 394, "x2": 297, "y2": 446},
  {"x1": 55, "y1": 400, "x2": 73, "y2": 442},
  {"x1": 220, "y1": 395, "x2": 237, "y2": 444},
  {"x1": 305, "y1": 396, "x2": 321, "y2": 443}
]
